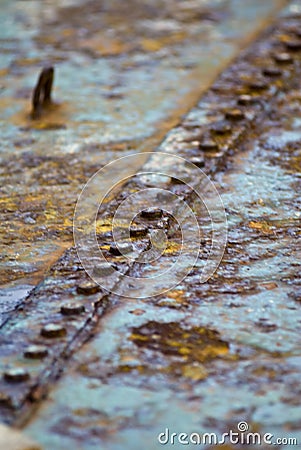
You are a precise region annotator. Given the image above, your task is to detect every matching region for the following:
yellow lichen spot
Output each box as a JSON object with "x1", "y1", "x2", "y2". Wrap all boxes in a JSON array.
[
  {"x1": 80, "y1": 35, "x2": 129, "y2": 56},
  {"x1": 95, "y1": 220, "x2": 113, "y2": 234},
  {"x1": 44, "y1": 209, "x2": 57, "y2": 222},
  {"x1": 62, "y1": 28, "x2": 75, "y2": 37},
  {"x1": 178, "y1": 347, "x2": 190, "y2": 356},
  {"x1": 140, "y1": 38, "x2": 163, "y2": 52},
  {"x1": 130, "y1": 333, "x2": 149, "y2": 342},
  {"x1": 167, "y1": 290, "x2": 184, "y2": 299},
  {"x1": 164, "y1": 241, "x2": 182, "y2": 255},
  {"x1": 249, "y1": 221, "x2": 273, "y2": 234},
  {"x1": 182, "y1": 364, "x2": 208, "y2": 381},
  {"x1": 0, "y1": 68, "x2": 9, "y2": 77},
  {"x1": 278, "y1": 33, "x2": 293, "y2": 43}
]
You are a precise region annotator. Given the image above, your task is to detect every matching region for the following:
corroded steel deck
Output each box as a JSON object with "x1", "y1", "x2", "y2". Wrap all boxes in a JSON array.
[{"x1": 1, "y1": 1, "x2": 301, "y2": 449}]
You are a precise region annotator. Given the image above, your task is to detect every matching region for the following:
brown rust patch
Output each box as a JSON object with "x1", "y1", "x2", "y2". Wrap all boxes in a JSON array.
[{"x1": 131, "y1": 321, "x2": 229, "y2": 362}]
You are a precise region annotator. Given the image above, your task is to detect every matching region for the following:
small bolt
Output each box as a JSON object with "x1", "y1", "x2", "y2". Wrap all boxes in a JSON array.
[
  {"x1": 4, "y1": 368, "x2": 30, "y2": 383},
  {"x1": 0, "y1": 392, "x2": 13, "y2": 407},
  {"x1": 203, "y1": 151, "x2": 223, "y2": 158},
  {"x1": 285, "y1": 40, "x2": 301, "y2": 51},
  {"x1": 41, "y1": 323, "x2": 67, "y2": 338},
  {"x1": 247, "y1": 80, "x2": 268, "y2": 91},
  {"x1": 24, "y1": 345, "x2": 48, "y2": 359},
  {"x1": 109, "y1": 242, "x2": 133, "y2": 255},
  {"x1": 273, "y1": 52, "x2": 293, "y2": 64},
  {"x1": 77, "y1": 281, "x2": 101, "y2": 295},
  {"x1": 225, "y1": 109, "x2": 245, "y2": 121},
  {"x1": 210, "y1": 122, "x2": 231, "y2": 134},
  {"x1": 92, "y1": 262, "x2": 115, "y2": 277},
  {"x1": 130, "y1": 225, "x2": 148, "y2": 237},
  {"x1": 262, "y1": 67, "x2": 282, "y2": 77},
  {"x1": 60, "y1": 303, "x2": 86, "y2": 316},
  {"x1": 199, "y1": 138, "x2": 218, "y2": 152},
  {"x1": 256, "y1": 320, "x2": 277, "y2": 331},
  {"x1": 140, "y1": 208, "x2": 163, "y2": 219},
  {"x1": 190, "y1": 156, "x2": 205, "y2": 168},
  {"x1": 237, "y1": 94, "x2": 254, "y2": 105}
]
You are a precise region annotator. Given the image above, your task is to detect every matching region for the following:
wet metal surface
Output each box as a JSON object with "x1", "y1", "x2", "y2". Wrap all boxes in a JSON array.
[{"x1": 1, "y1": 0, "x2": 301, "y2": 449}]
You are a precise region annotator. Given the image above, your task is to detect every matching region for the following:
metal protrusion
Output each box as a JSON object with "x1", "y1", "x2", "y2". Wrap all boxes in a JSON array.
[
  {"x1": 190, "y1": 156, "x2": 205, "y2": 168},
  {"x1": 31, "y1": 66, "x2": 54, "y2": 119},
  {"x1": 76, "y1": 281, "x2": 101, "y2": 295},
  {"x1": 247, "y1": 80, "x2": 268, "y2": 91},
  {"x1": 0, "y1": 392, "x2": 14, "y2": 408},
  {"x1": 130, "y1": 225, "x2": 148, "y2": 237},
  {"x1": 199, "y1": 138, "x2": 218, "y2": 152},
  {"x1": 237, "y1": 94, "x2": 254, "y2": 105},
  {"x1": 210, "y1": 122, "x2": 231, "y2": 135},
  {"x1": 255, "y1": 320, "x2": 277, "y2": 331},
  {"x1": 225, "y1": 109, "x2": 245, "y2": 121},
  {"x1": 41, "y1": 323, "x2": 67, "y2": 338},
  {"x1": 3, "y1": 368, "x2": 30, "y2": 383},
  {"x1": 109, "y1": 242, "x2": 133, "y2": 255},
  {"x1": 24, "y1": 345, "x2": 48, "y2": 359},
  {"x1": 285, "y1": 40, "x2": 301, "y2": 51},
  {"x1": 262, "y1": 67, "x2": 282, "y2": 77},
  {"x1": 273, "y1": 52, "x2": 293, "y2": 64},
  {"x1": 92, "y1": 263, "x2": 116, "y2": 277},
  {"x1": 203, "y1": 151, "x2": 223, "y2": 159},
  {"x1": 60, "y1": 303, "x2": 86, "y2": 316},
  {"x1": 140, "y1": 208, "x2": 163, "y2": 219}
]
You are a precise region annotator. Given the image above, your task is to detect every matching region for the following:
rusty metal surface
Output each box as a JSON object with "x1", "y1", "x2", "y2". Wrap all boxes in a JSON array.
[
  {"x1": 1, "y1": 0, "x2": 301, "y2": 449},
  {"x1": 0, "y1": 0, "x2": 285, "y2": 293}
]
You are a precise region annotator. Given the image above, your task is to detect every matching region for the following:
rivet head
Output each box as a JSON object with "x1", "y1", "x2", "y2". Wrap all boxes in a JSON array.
[
  {"x1": 76, "y1": 281, "x2": 101, "y2": 295},
  {"x1": 92, "y1": 263, "x2": 115, "y2": 277},
  {"x1": 130, "y1": 225, "x2": 148, "y2": 237},
  {"x1": 41, "y1": 323, "x2": 67, "y2": 338},
  {"x1": 210, "y1": 121, "x2": 231, "y2": 134},
  {"x1": 285, "y1": 40, "x2": 301, "y2": 51},
  {"x1": 247, "y1": 80, "x2": 268, "y2": 91},
  {"x1": 262, "y1": 67, "x2": 282, "y2": 77},
  {"x1": 225, "y1": 109, "x2": 245, "y2": 121},
  {"x1": 190, "y1": 156, "x2": 205, "y2": 168},
  {"x1": 24, "y1": 345, "x2": 48, "y2": 359},
  {"x1": 4, "y1": 368, "x2": 30, "y2": 383},
  {"x1": 109, "y1": 242, "x2": 133, "y2": 255},
  {"x1": 140, "y1": 208, "x2": 163, "y2": 219},
  {"x1": 60, "y1": 303, "x2": 86, "y2": 316},
  {"x1": 237, "y1": 94, "x2": 254, "y2": 105},
  {"x1": 0, "y1": 392, "x2": 13, "y2": 407},
  {"x1": 256, "y1": 320, "x2": 277, "y2": 331},
  {"x1": 198, "y1": 138, "x2": 218, "y2": 151},
  {"x1": 273, "y1": 52, "x2": 293, "y2": 63},
  {"x1": 203, "y1": 151, "x2": 224, "y2": 158}
]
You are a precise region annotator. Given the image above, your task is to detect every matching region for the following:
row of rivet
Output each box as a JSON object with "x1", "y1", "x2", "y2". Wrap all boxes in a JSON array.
[
  {"x1": 1, "y1": 213, "x2": 160, "y2": 387},
  {"x1": 195, "y1": 34, "x2": 301, "y2": 156}
]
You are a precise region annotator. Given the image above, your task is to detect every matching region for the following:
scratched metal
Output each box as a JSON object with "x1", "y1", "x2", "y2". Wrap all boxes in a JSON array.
[{"x1": 0, "y1": 2, "x2": 298, "y2": 449}]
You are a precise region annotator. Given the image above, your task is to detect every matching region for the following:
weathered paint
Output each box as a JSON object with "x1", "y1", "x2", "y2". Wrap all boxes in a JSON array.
[
  {"x1": 11, "y1": 3, "x2": 301, "y2": 449},
  {"x1": 0, "y1": 0, "x2": 286, "y2": 295},
  {"x1": 2, "y1": 1, "x2": 301, "y2": 449}
]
